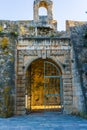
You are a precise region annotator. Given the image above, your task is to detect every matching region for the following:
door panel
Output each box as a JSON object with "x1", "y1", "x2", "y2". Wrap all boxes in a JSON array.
[{"x1": 44, "y1": 61, "x2": 62, "y2": 111}]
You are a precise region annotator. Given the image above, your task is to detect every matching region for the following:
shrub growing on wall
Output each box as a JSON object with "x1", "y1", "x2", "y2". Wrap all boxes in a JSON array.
[
  {"x1": 0, "y1": 25, "x2": 3, "y2": 32},
  {"x1": 1, "y1": 37, "x2": 9, "y2": 49}
]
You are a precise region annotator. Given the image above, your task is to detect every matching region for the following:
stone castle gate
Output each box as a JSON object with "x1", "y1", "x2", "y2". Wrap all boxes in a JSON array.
[
  {"x1": 16, "y1": 37, "x2": 73, "y2": 115},
  {"x1": 0, "y1": 0, "x2": 86, "y2": 118},
  {"x1": 15, "y1": 0, "x2": 84, "y2": 115}
]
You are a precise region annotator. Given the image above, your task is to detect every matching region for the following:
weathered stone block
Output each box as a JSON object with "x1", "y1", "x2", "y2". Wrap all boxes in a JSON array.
[
  {"x1": 63, "y1": 87, "x2": 72, "y2": 92},
  {"x1": 64, "y1": 96, "x2": 72, "y2": 101},
  {"x1": 16, "y1": 102, "x2": 25, "y2": 106},
  {"x1": 64, "y1": 91, "x2": 73, "y2": 96}
]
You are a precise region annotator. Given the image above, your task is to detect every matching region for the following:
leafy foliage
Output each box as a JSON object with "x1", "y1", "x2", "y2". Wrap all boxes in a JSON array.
[
  {"x1": 0, "y1": 25, "x2": 3, "y2": 32},
  {"x1": 10, "y1": 31, "x2": 18, "y2": 37},
  {"x1": 1, "y1": 37, "x2": 9, "y2": 49},
  {"x1": 79, "y1": 112, "x2": 87, "y2": 119}
]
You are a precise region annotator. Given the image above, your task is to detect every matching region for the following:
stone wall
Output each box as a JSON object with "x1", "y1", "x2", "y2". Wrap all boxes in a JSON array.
[
  {"x1": 0, "y1": 18, "x2": 87, "y2": 117},
  {"x1": 16, "y1": 36, "x2": 73, "y2": 115},
  {"x1": 70, "y1": 24, "x2": 87, "y2": 113},
  {"x1": 0, "y1": 21, "x2": 17, "y2": 117}
]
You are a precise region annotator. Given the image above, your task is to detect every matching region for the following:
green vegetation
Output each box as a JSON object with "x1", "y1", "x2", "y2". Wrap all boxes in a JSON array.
[
  {"x1": 29, "y1": 26, "x2": 34, "y2": 30},
  {"x1": 50, "y1": 33, "x2": 54, "y2": 37},
  {"x1": 72, "y1": 111, "x2": 87, "y2": 119},
  {"x1": 1, "y1": 37, "x2": 9, "y2": 49},
  {"x1": 0, "y1": 25, "x2": 3, "y2": 32},
  {"x1": 10, "y1": 31, "x2": 18, "y2": 37},
  {"x1": 79, "y1": 112, "x2": 87, "y2": 119}
]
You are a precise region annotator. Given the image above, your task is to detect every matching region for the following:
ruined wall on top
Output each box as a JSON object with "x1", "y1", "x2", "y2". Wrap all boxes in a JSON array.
[{"x1": 66, "y1": 20, "x2": 87, "y2": 31}]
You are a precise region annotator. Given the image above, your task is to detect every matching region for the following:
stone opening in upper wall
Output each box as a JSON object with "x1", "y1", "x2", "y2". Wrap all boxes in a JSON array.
[
  {"x1": 39, "y1": 7, "x2": 47, "y2": 16},
  {"x1": 33, "y1": 0, "x2": 53, "y2": 22}
]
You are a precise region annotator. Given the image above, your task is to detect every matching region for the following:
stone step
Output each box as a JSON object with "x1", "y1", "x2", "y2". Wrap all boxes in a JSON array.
[
  {"x1": 16, "y1": 97, "x2": 25, "y2": 102},
  {"x1": 17, "y1": 84, "x2": 25, "y2": 87},
  {"x1": 65, "y1": 67, "x2": 71, "y2": 70},
  {"x1": 64, "y1": 92, "x2": 73, "y2": 96},
  {"x1": 16, "y1": 102, "x2": 25, "y2": 106},
  {"x1": 16, "y1": 106, "x2": 25, "y2": 111},
  {"x1": 65, "y1": 70, "x2": 71, "y2": 73},
  {"x1": 18, "y1": 72, "x2": 24, "y2": 75},
  {"x1": 16, "y1": 111, "x2": 25, "y2": 115},
  {"x1": 17, "y1": 88, "x2": 25, "y2": 93},
  {"x1": 64, "y1": 101, "x2": 72, "y2": 105},
  {"x1": 64, "y1": 96, "x2": 72, "y2": 101},
  {"x1": 62, "y1": 75, "x2": 72, "y2": 78},
  {"x1": 63, "y1": 80, "x2": 72, "y2": 83},
  {"x1": 63, "y1": 82, "x2": 72, "y2": 85},
  {"x1": 17, "y1": 79, "x2": 25, "y2": 84},
  {"x1": 18, "y1": 68, "x2": 23, "y2": 72},
  {"x1": 63, "y1": 83, "x2": 72, "y2": 87},
  {"x1": 65, "y1": 71, "x2": 71, "y2": 74},
  {"x1": 63, "y1": 87, "x2": 72, "y2": 92},
  {"x1": 16, "y1": 92, "x2": 25, "y2": 97}
]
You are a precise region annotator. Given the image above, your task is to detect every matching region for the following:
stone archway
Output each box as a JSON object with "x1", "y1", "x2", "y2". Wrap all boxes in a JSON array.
[
  {"x1": 16, "y1": 39, "x2": 73, "y2": 115},
  {"x1": 16, "y1": 53, "x2": 73, "y2": 115},
  {"x1": 25, "y1": 58, "x2": 63, "y2": 113}
]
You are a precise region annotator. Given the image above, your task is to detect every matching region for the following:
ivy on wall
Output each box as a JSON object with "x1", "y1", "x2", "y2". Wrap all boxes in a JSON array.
[{"x1": 1, "y1": 37, "x2": 9, "y2": 49}]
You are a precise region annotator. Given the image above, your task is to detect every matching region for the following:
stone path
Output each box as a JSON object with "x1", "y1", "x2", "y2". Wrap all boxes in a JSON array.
[{"x1": 0, "y1": 112, "x2": 87, "y2": 130}]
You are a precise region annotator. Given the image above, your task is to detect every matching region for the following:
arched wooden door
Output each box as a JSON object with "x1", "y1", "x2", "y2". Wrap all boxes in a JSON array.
[{"x1": 26, "y1": 59, "x2": 63, "y2": 113}]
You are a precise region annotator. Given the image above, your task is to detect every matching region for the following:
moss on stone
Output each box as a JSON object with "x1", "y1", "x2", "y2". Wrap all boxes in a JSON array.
[
  {"x1": 0, "y1": 86, "x2": 14, "y2": 118},
  {"x1": 0, "y1": 25, "x2": 3, "y2": 32}
]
